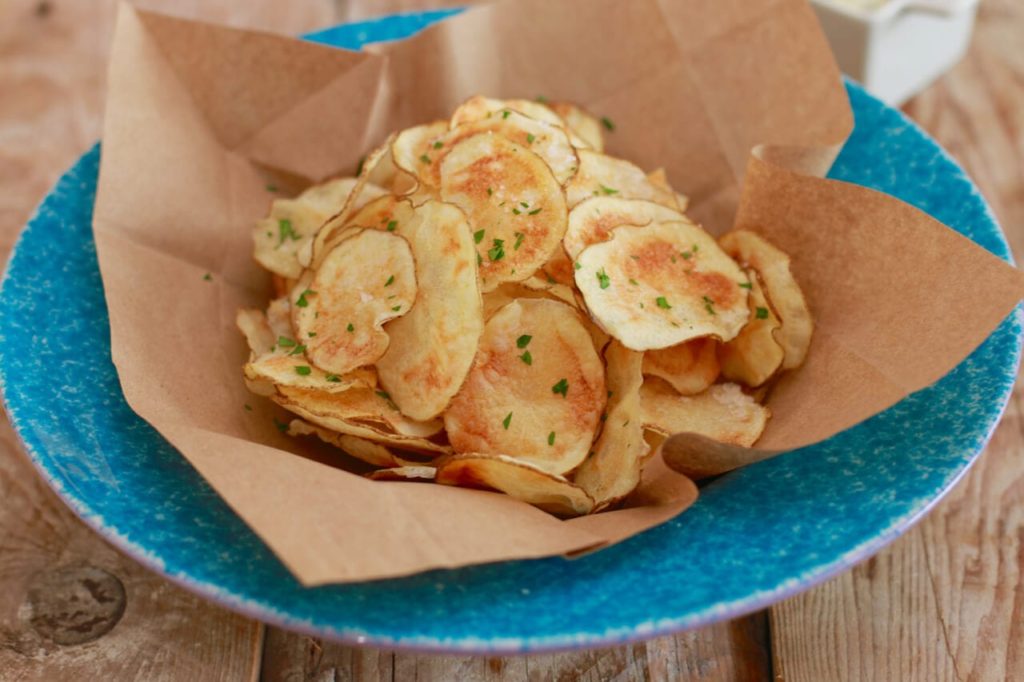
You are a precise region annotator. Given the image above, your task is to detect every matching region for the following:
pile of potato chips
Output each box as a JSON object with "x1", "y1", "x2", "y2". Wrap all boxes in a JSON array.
[{"x1": 238, "y1": 96, "x2": 812, "y2": 516}]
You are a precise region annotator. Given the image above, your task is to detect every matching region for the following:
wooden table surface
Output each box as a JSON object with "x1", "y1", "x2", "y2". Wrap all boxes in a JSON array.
[{"x1": 1, "y1": 0, "x2": 1021, "y2": 679}]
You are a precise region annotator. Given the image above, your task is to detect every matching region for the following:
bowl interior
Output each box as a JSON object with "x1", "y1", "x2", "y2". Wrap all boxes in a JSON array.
[{"x1": 0, "y1": 10, "x2": 1019, "y2": 654}]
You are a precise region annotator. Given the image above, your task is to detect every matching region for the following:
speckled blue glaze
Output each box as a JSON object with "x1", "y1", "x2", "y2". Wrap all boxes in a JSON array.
[{"x1": 0, "y1": 11, "x2": 1020, "y2": 654}]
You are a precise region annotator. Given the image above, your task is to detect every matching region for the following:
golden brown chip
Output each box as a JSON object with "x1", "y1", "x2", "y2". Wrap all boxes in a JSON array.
[
  {"x1": 377, "y1": 201, "x2": 484, "y2": 420},
  {"x1": 573, "y1": 341, "x2": 648, "y2": 511},
  {"x1": 719, "y1": 230, "x2": 813, "y2": 370},
  {"x1": 274, "y1": 384, "x2": 448, "y2": 445},
  {"x1": 550, "y1": 102, "x2": 605, "y2": 151},
  {"x1": 418, "y1": 110, "x2": 578, "y2": 189},
  {"x1": 287, "y1": 419, "x2": 404, "y2": 468},
  {"x1": 640, "y1": 378, "x2": 769, "y2": 447},
  {"x1": 718, "y1": 271, "x2": 785, "y2": 387},
  {"x1": 450, "y1": 96, "x2": 565, "y2": 129},
  {"x1": 482, "y1": 282, "x2": 580, "y2": 320},
  {"x1": 575, "y1": 222, "x2": 749, "y2": 350},
  {"x1": 368, "y1": 466, "x2": 437, "y2": 481},
  {"x1": 642, "y1": 338, "x2": 720, "y2": 395},
  {"x1": 565, "y1": 196, "x2": 688, "y2": 260},
  {"x1": 253, "y1": 199, "x2": 326, "y2": 279},
  {"x1": 537, "y1": 245, "x2": 577, "y2": 288},
  {"x1": 565, "y1": 150, "x2": 679, "y2": 209},
  {"x1": 293, "y1": 229, "x2": 417, "y2": 375},
  {"x1": 439, "y1": 132, "x2": 569, "y2": 292},
  {"x1": 435, "y1": 453, "x2": 594, "y2": 516},
  {"x1": 443, "y1": 299, "x2": 605, "y2": 475}
]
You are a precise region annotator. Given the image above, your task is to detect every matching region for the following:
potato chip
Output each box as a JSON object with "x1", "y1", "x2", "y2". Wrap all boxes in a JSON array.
[
  {"x1": 573, "y1": 341, "x2": 648, "y2": 510},
  {"x1": 368, "y1": 466, "x2": 437, "y2": 482},
  {"x1": 444, "y1": 299, "x2": 605, "y2": 475},
  {"x1": 435, "y1": 453, "x2": 594, "y2": 516},
  {"x1": 719, "y1": 230, "x2": 813, "y2": 370},
  {"x1": 564, "y1": 150, "x2": 679, "y2": 209},
  {"x1": 564, "y1": 196, "x2": 688, "y2": 260},
  {"x1": 537, "y1": 245, "x2": 577, "y2": 288},
  {"x1": 575, "y1": 222, "x2": 749, "y2": 350},
  {"x1": 451, "y1": 96, "x2": 564, "y2": 129},
  {"x1": 416, "y1": 110, "x2": 578, "y2": 189},
  {"x1": 719, "y1": 271, "x2": 785, "y2": 387},
  {"x1": 391, "y1": 120, "x2": 450, "y2": 184},
  {"x1": 309, "y1": 136, "x2": 395, "y2": 268},
  {"x1": 287, "y1": 419, "x2": 404, "y2": 468},
  {"x1": 642, "y1": 337, "x2": 719, "y2": 395},
  {"x1": 293, "y1": 229, "x2": 417, "y2": 375},
  {"x1": 274, "y1": 383, "x2": 448, "y2": 443},
  {"x1": 641, "y1": 379, "x2": 769, "y2": 447},
  {"x1": 550, "y1": 102, "x2": 605, "y2": 152},
  {"x1": 482, "y1": 281, "x2": 579, "y2": 320},
  {"x1": 377, "y1": 201, "x2": 484, "y2": 420},
  {"x1": 244, "y1": 352, "x2": 371, "y2": 395},
  {"x1": 236, "y1": 308, "x2": 276, "y2": 358},
  {"x1": 253, "y1": 199, "x2": 327, "y2": 280},
  {"x1": 296, "y1": 177, "x2": 360, "y2": 216},
  {"x1": 439, "y1": 132, "x2": 569, "y2": 292}
]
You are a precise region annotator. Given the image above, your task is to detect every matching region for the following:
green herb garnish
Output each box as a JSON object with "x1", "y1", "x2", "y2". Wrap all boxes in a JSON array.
[
  {"x1": 325, "y1": 374, "x2": 341, "y2": 382},
  {"x1": 503, "y1": 412, "x2": 513, "y2": 429},
  {"x1": 552, "y1": 378, "x2": 569, "y2": 397},
  {"x1": 295, "y1": 289, "x2": 314, "y2": 307},
  {"x1": 526, "y1": 133, "x2": 536, "y2": 144},
  {"x1": 756, "y1": 306, "x2": 769, "y2": 319},
  {"x1": 548, "y1": 431, "x2": 556, "y2": 446},
  {"x1": 520, "y1": 350, "x2": 533, "y2": 365},
  {"x1": 419, "y1": 154, "x2": 431, "y2": 164},
  {"x1": 386, "y1": 220, "x2": 397, "y2": 232},
  {"x1": 385, "y1": 275, "x2": 395, "y2": 287},
  {"x1": 346, "y1": 323, "x2": 354, "y2": 332},
  {"x1": 656, "y1": 296, "x2": 671, "y2": 309},
  {"x1": 294, "y1": 365, "x2": 312, "y2": 376},
  {"x1": 596, "y1": 268, "x2": 611, "y2": 289},
  {"x1": 513, "y1": 232, "x2": 525, "y2": 251},
  {"x1": 474, "y1": 229, "x2": 486, "y2": 244},
  {"x1": 703, "y1": 295, "x2": 716, "y2": 315},
  {"x1": 601, "y1": 116, "x2": 615, "y2": 131},
  {"x1": 739, "y1": 281, "x2": 752, "y2": 289},
  {"x1": 277, "y1": 218, "x2": 299, "y2": 246},
  {"x1": 203, "y1": 272, "x2": 212, "y2": 281},
  {"x1": 488, "y1": 238, "x2": 506, "y2": 262},
  {"x1": 517, "y1": 335, "x2": 532, "y2": 348}
]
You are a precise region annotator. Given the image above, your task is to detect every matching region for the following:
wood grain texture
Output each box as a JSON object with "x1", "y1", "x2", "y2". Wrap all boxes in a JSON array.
[
  {"x1": 771, "y1": 1, "x2": 1024, "y2": 680},
  {"x1": 0, "y1": 0, "x2": 333, "y2": 680},
  {"x1": 261, "y1": 614, "x2": 770, "y2": 681}
]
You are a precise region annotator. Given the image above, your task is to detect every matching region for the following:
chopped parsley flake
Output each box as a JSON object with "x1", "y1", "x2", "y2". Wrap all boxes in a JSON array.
[
  {"x1": 277, "y1": 218, "x2": 299, "y2": 246},
  {"x1": 488, "y1": 238, "x2": 506, "y2": 262},
  {"x1": 526, "y1": 133, "x2": 536, "y2": 144},
  {"x1": 274, "y1": 418, "x2": 288, "y2": 433},
  {"x1": 528, "y1": 208, "x2": 542, "y2": 215},
  {"x1": 294, "y1": 365, "x2": 312, "y2": 376},
  {"x1": 693, "y1": 244, "x2": 700, "y2": 252},
  {"x1": 739, "y1": 281, "x2": 753, "y2": 289},
  {"x1": 552, "y1": 378, "x2": 569, "y2": 397},
  {"x1": 520, "y1": 201, "x2": 529, "y2": 208},
  {"x1": 513, "y1": 232, "x2": 525, "y2": 250},
  {"x1": 502, "y1": 110, "x2": 511, "y2": 119},
  {"x1": 385, "y1": 275, "x2": 395, "y2": 287},
  {"x1": 535, "y1": 95, "x2": 549, "y2": 103},
  {"x1": 277, "y1": 336, "x2": 297, "y2": 348},
  {"x1": 288, "y1": 344, "x2": 307, "y2": 356},
  {"x1": 391, "y1": 305, "x2": 402, "y2": 312},
  {"x1": 355, "y1": 155, "x2": 366, "y2": 176},
  {"x1": 265, "y1": 184, "x2": 278, "y2": 192},
  {"x1": 656, "y1": 296, "x2": 671, "y2": 309},
  {"x1": 601, "y1": 116, "x2": 615, "y2": 131},
  {"x1": 574, "y1": 261, "x2": 582, "y2": 270},
  {"x1": 517, "y1": 334, "x2": 532, "y2": 348},
  {"x1": 346, "y1": 323, "x2": 354, "y2": 332},
  {"x1": 599, "y1": 184, "x2": 618, "y2": 195},
  {"x1": 703, "y1": 295, "x2": 716, "y2": 315},
  {"x1": 681, "y1": 251, "x2": 692, "y2": 260},
  {"x1": 629, "y1": 278, "x2": 639, "y2": 286},
  {"x1": 545, "y1": 272, "x2": 557, "y2": 284},
  {"x1": 512, "y1": 208, "x2": 521, "y2": 215},
  {"x1": 432, "y1": 140, "x2": 443, "y2": 149},
  {"x1": 203, "y1": 272, "x2": 212, "y2": 281},
  {"x1": 244, "y1": 403, "x2": 253, "y2": 411},
  {"x1": 477, "y1": 252, "x2": 483, "y2": 266},
  {"x1": 520, "y1": 350, "x2": 533, "y2": 365},
  {"x1": 419, "y1": 154, "x2": 431, "y2": 164},
  {"x1": 756, "y1": 306, "x2": 769, "y2": 319},
  {"x1": 487, "y1": 187, "x2": 493, "y2": 196},
  {"x1": 548, "y1": 431, "x2": 556, "y2": 446},
  {"x1": 503, "y1": 412, "x2": 513, "y2": 429},
  {"x1": 325, "y1": 374, "x2": 341, "y2": 382},
  {"x1": 375, "y1": 390, "x2": 391, "y2": 401},
  {"x1": 596, "y1": 268, "x2": 611, "y2": 289},
  {"x1": 474, "y1": 229, "x2": 486, "y2": 244},
  {"x1": 386, "y1": 220, "x2": 397, "y2": 232},
  {"x1": 671, "y1": 255, "x2": 677, "y2": 264},
  {"x1": 307, "y1": 332, "x2": 317, "y2": 338},
  {"x1": 295, "y1": 289, "x2": 315, "y2": 307}
]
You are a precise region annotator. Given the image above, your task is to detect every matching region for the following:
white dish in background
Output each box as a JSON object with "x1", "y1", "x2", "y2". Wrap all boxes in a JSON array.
[{"x1": 811, "y1": 0, "x2": 980, "y2": 105}]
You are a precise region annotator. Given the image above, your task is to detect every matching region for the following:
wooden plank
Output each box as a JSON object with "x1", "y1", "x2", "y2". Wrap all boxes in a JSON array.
[
  {"x1": 771, "y1": 0, "x2": 1024, "y2": 679},
  {"x1": 0, "y1": 0, "x2": 334, "y2": 680},
  {"x1": 261, "y1": 613, "x2": 771, "y2": 681}
]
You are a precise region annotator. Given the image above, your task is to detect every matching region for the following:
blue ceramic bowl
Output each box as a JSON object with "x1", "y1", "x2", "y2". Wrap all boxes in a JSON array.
[{"x1": 0, "y1": 11, "x2": 1020, "y2": 654}]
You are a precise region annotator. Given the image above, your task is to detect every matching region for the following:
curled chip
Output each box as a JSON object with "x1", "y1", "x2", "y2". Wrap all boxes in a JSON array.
[
  {"x1": 296, "y1": 177, "x2": 360, "y2": 216},
  {"x1": 391, "y1": 120, "x2": 450, "y2": 187},
  {"x1": 436, "y1": 453, "x2": 594, "y2": 516},
  {"x1": 538, "y1": 245, "x2": 577, "y2": 288},
  {"x1": 417, "y1": 110, "x2": 578, "y2": 188},
  {"x1": 377, "y1": 201, "x2": 484, "y2": 420},
  {"x1": 440, "y1": 132, "x2": 568, "y2": 292},
  {"x1": 719, "y1": 271, "x2": 784, "y2": 387},
  {"x1": 236, "y1": 308, "x2": 276, "y2": 358},
  {"x1": 451, "y1": 95, "x2": 565, "y2": 129},
  {"x1": 274, "y1": 385, "x2": 450, "y2": 454},
  {"x1": 575, "y1": 221, "x2": 749, "y2": 350},
  {"x1": 293, "y1": 229, "x2": 417, "y2": 375},
  {"x1": 368, "y1": 466, "x2": 437, "y2": 482},
  {"x1": 573, "y1": 341, "x2": 648, "y2": 511},
  {"x1": 719, "y1": 230, "x2": 813, "y2": 370},
  {"x1": 288, "y1": 419, "x2": 407, "y2": 468},
  {"x1": 640, "y1": 379, "x2": 769, "y2": 447},
  {"x1": 550, "y1": 102, "x2": 605, "y2": 151},
  {"x1": 483, "y1": 282, "x2": 580, "y2": 320},
  {"x1": 565, "y1": 196, "x2": 688, "y2": 260},
  {"x1": 254, "y1": 200, "x2": 329, "y2": 280},
  {"x1": 444, "y1": 299, "x2": 605, "y2": 475},
  {"x1": 642, "y1": 338, "x2": 719, "y2": 395},
  {"x1": 565, "y1": 150, "x2": 679, "y2": 209}
]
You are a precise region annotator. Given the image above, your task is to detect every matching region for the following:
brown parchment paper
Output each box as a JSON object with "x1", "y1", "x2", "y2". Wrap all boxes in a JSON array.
[{"x1": 92, "y1": 0, "x2": 1024, "y2": 586}]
